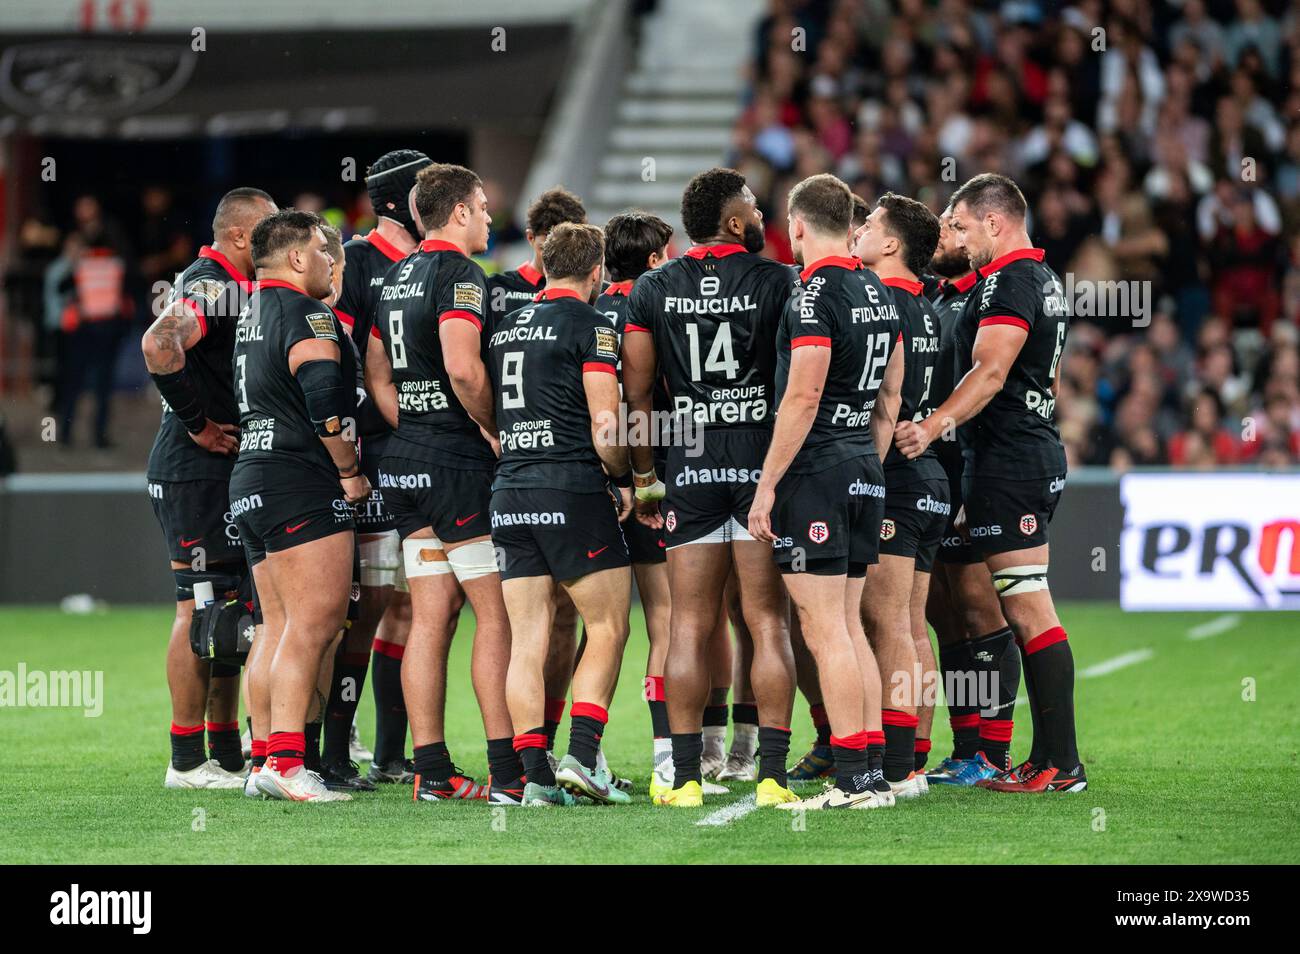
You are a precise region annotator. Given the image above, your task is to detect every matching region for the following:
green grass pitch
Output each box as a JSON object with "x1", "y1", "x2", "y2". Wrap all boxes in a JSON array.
[{"x1": 1, "y1": 603, "x2": 1296, "y2": 864}]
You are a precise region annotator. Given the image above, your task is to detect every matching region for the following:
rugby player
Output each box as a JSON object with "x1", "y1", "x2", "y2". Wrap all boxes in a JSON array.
[
  {"x1": 487, "y1": 188, "x2": 589, "y2": 742},
  {"x1": 231, "y1": 210, "x2": 367, "y2": 802},
  {"x1": 372, "y1": 163, "x2": 519, "y2": 802},
  {"x1": 623, "y1": 167, "x2": 797, "y2": 809},
  {"x1": 142, "y1": 187, "x2": 275, "y2": 789},
  {"x1": 921, "y1": 210, "x2": 1021, "y2": 785},
  {"x1": 749, "y1": 173, "x2": 903, "y2": 810},
  {"x1": 895, "y1": 173, "x2": 1084, "y2": 792},
  {"x1": 333, "y1": 149, "x2": 435, "y2": 786},
  {"x1": 853, "y1": 193, "x2": 944, "y2": 798},
  {"x1": 485, "y1": 222, "x2": 634, "y2": 806}
]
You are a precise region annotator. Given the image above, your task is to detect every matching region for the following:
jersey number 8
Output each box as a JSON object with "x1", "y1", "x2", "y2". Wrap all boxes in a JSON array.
[{"x1": 388, "y1": 310, "x2": 407, "y2": 370}]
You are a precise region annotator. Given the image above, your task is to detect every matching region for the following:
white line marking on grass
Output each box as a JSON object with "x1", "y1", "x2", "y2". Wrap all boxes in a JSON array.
[
  {"x1": 1080, "y1": 648, "x2": 1154, "y2": 679},
  {"x1": 1187, "y1": 614, "x2": 1241, "y2": 641},
  {"x1": 696, "y1": 794, "x2": 757, "y2": 827}
]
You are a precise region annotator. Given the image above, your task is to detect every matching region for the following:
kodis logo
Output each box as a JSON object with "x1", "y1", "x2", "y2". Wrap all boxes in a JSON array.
[{"x1": 1121, "y1": 473, "x2": 1300, "y2": 610}]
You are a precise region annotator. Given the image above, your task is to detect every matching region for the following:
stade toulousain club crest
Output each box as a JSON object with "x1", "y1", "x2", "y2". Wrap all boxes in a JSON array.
[
  {"x1": 1020, "y1": 513, "x2": 1038, "y2": 536},
  {"x1": 808, "y1": 521, "x2": 830, "y2": 544},
  {"x1": 0, "y1": 41, "x2": 197, "y2": 119},
  {"x1": 665, "y1": 511, "x2": 677, "y2": 533},
  {"x1": 880, "y1": 518, "x2": 896, "y2": 541}
]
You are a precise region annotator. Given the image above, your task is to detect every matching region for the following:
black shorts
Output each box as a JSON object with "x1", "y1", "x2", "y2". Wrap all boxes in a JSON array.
[
  {"x1": 490, "y1": 488, "x2": 630, "y2": 582},
  {"x1": 625, "y1": 512, "x2": 667, "y2": 564},
  {"x1": 148, "y1": 478, "x2": 245, "y2": 566},
  {"x1": 935, "y1": 456, "x2": 979, "y2": 566},
  {"x1": 964, "y1": 472, "x2": 1065, "y2": 558},
  {"x1": 772, "y1": 453, "x2": 884, "y2": 577},
  {"x1": 355, "y1": 433, "x2": 397, "y2": 534},
  {"x1": 879, "y1": 477, "x2": 951, "y2": 573},
  {"x1": 378, "y1": 456, "x2": 493, "y2": 543},
  {"x1": 228, "y1": 485, "x2": 356, "y2": 566},
  {"x1": 662, "y1": 428, "x2": 768, "y2": 547}
]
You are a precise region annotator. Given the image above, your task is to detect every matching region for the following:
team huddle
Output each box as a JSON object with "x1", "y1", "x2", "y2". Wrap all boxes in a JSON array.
[{"x1": 142, "y1": 150, "x2": 1085, "y2": 809}]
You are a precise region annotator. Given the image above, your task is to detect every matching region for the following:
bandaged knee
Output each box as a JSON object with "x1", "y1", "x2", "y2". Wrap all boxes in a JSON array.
[
  {"x1": 402, "y1": 536, "x2": 453, "y2": 578},
  {"x1": 991, "y1": 564, "x2": 1049, "y2": 597},
  {"x1": 359, "y1": 531, "x2": 401, "y2": 587},
  {"x1": 448, "y1": 539, "x2": 499, "y2": 582}
]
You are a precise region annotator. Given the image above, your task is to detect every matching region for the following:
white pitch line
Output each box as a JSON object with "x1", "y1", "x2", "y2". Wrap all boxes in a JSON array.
[
  {"x1": 1187, "y1": 614, "x2": 1241, "y2": 641},
  {"x1": 696, "y1": 793, "x2": 757, "y2": 827},
  {"x1": 1080, "y1": 648, "x2": 1154, "y2": 679}
]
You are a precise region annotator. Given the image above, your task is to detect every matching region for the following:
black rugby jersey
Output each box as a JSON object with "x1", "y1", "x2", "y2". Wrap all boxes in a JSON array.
[
  {"x1": 487, "y1": 288, "x2": 620, "y2": 492},
  {"x1": 374, "y1": 238, "x2": 494, "y2": 467},
  {"x1": 775, "y1": 256, "x2": 900, "y2": 474},
  {"x1": 230, "y1": 280, "x2": 358, "y2": 487},
  {"x1": 147, "y1": 246, "x2": 252, "y2": 482},
  {"x1": 926, "y1": 271, "x2": 978, "y2": 472},
  {"x1": 337, "y1": 230, "x2": 406, "y2": 439},
  {"x1": 599, "y1": 279, "x2": 670, "y2": 469},
  {"x1": 625, "y1": 243, "x2": 794, "y2": 431},
  {"x1": 881, "y1": 276, "x2": 945, "y2": 481},
  {"x1": 486, "y1": 260, "x2": 544, "y2": 327},
  {"x1": 953, "y1": 248, "x2": 1068, "y2": 479}
]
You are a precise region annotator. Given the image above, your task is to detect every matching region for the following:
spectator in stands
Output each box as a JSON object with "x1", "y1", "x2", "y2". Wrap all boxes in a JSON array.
[{"x1": 1169, "y1": 389, "x2": 1241, "y2": 465}]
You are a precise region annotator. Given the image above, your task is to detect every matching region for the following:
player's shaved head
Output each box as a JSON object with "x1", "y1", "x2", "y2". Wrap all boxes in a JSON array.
[
  {"x1": 949, "y1": 173, "x2": 1027, "y2": 223},
  {"x1": 212, "y1": 187, "x2": 275, "y2": 236},
  {"x1": 875, "y1": 192, "x2": 941, "y2": 277},
  {"x1": 788, "y1": 173, "x2": 853, "y2": 237},
  {"x1": 527, "y1": 187, "x2": 587, "y2": 237},
  {"x1": 251, "y1": 209, "x2": 324, "y2": 269},
  {"x1": 542, "y1": 222, "x2": 604, "y2": 281},
  {"x1": 413, "y1": 163, "x2": 482, "y2": 232}
]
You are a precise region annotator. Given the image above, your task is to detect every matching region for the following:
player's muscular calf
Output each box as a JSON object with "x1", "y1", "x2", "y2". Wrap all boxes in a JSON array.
[
  {"x1": 563, "y1": 567, "x2": 632, "y2": 709},
  {"x1": 944, "y1": 560, "x2": 1009, "y2": 642},
  {"x1": 402, "y1": 530, "x2": 463, "y2": 746},
  {"x1": 664, "y1": 544, "x2": 732, "y2": 734},
  {"x1": 445, "y1": 536, "x2": 514, "y2": 741},
  {"x1": 783, "y1": 573, "x2": 864, "y2": 739},
  {"x1": 863, "y1": 555, "x2": 919, "y2": 719},
  {"x1": 731, "y1": 540, "x2": 794, "y2": 727},
  {"x1": 503, "y1": 576, "x2": 557, "y2": 733}
]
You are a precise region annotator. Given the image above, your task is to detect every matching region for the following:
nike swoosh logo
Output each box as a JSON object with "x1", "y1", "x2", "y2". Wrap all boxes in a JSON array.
[
  {"x1": 179, "y1": 537, "x2": 203, "y2": 547},
  {"x1": 588, "y1": 546, "x2": 608, "y2": 558},
  {"x1": 285, "y1": 521, "x2": 311, "y2": 533},
  {"x1": 455, "y1": 513, "x2": 480, "y2": 527}
]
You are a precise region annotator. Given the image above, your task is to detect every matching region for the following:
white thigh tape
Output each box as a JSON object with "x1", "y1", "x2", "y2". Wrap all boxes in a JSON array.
[
  {"x1": 402, "y1": 536, "x2": 453, "y2": 578},
  {"x1": 448, "y1": 539, "x2": 499, "y2": 582},
  {"x1": 359, "y1": 531, "x2": 400, "y2": 587},
  {"x1": 991, "y1": 564, "x2": 1049, "y2": 596}
]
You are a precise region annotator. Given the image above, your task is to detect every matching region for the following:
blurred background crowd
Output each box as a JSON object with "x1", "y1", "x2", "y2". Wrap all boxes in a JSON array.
[{"x1": 1, "y1": 0, "x2": 1296, "y2": 473}]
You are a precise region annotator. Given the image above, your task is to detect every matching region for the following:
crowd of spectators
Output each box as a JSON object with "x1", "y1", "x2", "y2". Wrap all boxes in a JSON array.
[{"x1": 730, "y1": 0, "x2": 1299, "y2": 469}]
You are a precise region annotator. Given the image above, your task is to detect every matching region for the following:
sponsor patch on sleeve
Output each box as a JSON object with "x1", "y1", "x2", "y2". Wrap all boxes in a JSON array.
[
  {"x1": 453, "y1": 282, "x2": 484, "y2": 314},
  {"x1": 594, "y1": 325, "x2": 618, "y2": 359},
  {"x1": 305, "y1": 312, "x2": 338, "y2": 340},
  {"x1": 183, "y1": 279, "x2": 227, "y2": 306}
]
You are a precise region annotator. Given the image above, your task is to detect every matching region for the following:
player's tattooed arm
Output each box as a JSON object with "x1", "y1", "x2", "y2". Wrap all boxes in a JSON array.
[
  {"x1": 141, "y1": 301, "x2": 203, "y2": 374},
  {"x1": 364, "y1": 336, "x2": 399, "y2": 430},
  {"x1": 748, "y1": 344, "x2": 830, "y2": 543},
  {"x1": 895, "y1": 323, "x2": 1026, "y2": 459},
  {"x1": 870, "y1": 342, "x2": 904, "y2": 457}
]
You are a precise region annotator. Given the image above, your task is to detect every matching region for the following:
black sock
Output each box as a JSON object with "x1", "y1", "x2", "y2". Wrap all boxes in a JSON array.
[
  {"x1": 939, "y1": 641, "x2": 980, "y2": 759},
  {"x1": 970, "y1": 627, "x2": 1018, "y2": 769},
  {"x1": 732, "y1": 702, "x2": 758, "y2": 727},
  {"x1": 833, "y1": 743, "x2": 870, "y2": 793},
  {"x1": 517, "y1": 729, "x2": 554, "y2": 786},
  {"x1": 567, "y1": 705, "x2": 606, "y2": 770},
  {"x1": 881, "y1": 711, "x2": 916, "y2": 783},
  {"x1": 169, "y1": 724, "x2": 205, "y2": 771},
  {"x1": 304, "y1": 720, "x2": 322, "y2": 773},
  {"x1": 206, "y1": 722, "x2": 244, "y2": 772},
  {"x1": 544, "y1": 698, "x2": 566, "y2": 751},
  {"x1": 1023, "y1": 628, "x2": 1079, "y2": 769},
  {"x1": 703, "y1": 703, "x2": 728, "y2": 729},
  {"x1": 413, "y1": 740, "x2": 452, "y2": 780},
  {"x1": 914, "y1": 738, "x2": 931, "y2": 772},
  {"x1": 757, "y1": 726, "x2": 791, "y2": 786},
  {"x1": 649, "y1": 700, "x2": 670, "y2": 740},
  {"x1": 867, "y1": 741, "x2": 885, "y2": 777},
  {"x1": 371, "y1": 642, "x2": 408, "y2": 765},
  {"x1": 323, "y1": 648, "x2": 368, "y2": 764},
  {"x1": 810, "y1": 703, "x2": 831, "y2": 748},
  {"x1": 1020, "y1": 636, "x2": 1047, "y2": 765},
  {"x1": 671, "y1": 732, "x2": 703, "y2": 787},
  {"x1": 487, "y1": 737, "x2": 523, "y2": 787}
]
